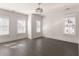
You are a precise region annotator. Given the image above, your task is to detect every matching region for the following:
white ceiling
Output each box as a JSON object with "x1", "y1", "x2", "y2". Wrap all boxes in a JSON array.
[{"x1": 0, "y1": 3, "x2": 79, "y2": 14}]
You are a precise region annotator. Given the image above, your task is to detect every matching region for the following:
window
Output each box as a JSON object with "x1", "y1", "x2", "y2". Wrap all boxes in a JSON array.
[
  {"x1": 36, "y1": 20, "x2": 41, "y2": 32},
  {"x1": 64, "y1": 16, "x2": 76, "y2": 34},
  {"x1": 0, "y1": 17, "x2": 9, "y2": 35},
  {"x1": 17, "y1": 20, "x2": 26, "y2": 33}
]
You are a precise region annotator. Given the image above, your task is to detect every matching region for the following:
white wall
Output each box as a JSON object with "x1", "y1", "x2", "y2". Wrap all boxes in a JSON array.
[
  {"x1": 0, "y1": 9, "x2": 28, "y2": 43},
  {"x1": 76, "y1": 14, "x2": 79, "y2": 44},
  {"x1": 43, "y1": 11, "x2": 78, "y2": 44}
]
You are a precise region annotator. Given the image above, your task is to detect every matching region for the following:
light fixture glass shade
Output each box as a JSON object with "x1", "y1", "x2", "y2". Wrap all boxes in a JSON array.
[{"x1": 35, "y1": 7, "x2": 43, "y2": 13}]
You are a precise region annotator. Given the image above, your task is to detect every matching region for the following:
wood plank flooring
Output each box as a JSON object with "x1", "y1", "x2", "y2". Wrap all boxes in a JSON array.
[{"x1": 0, "y1": 37, "x2": 78, "y2": 56}]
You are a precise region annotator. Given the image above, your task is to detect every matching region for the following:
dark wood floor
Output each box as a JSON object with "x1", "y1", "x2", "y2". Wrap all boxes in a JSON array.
[{"x1": 0, "y1": 37, "x2": 78, "y2": 56}]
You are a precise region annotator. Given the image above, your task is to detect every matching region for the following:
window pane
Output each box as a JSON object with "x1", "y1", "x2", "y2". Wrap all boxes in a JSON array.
[
  {"x1": 36, "y1": 20, "x2": 41, "y2": 32},
  {"x1": 17, "y1": 20, "x2": 26, "y2": 33},
  {"x1": 0, "y1": 17, "x2": 9, "y2": 35},
  {"x1": 64, "y1": 16, "x2": 76, "y2": 34}
]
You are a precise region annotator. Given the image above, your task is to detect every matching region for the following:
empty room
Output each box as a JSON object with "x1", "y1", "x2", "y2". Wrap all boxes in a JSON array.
[{"x1": 0, "y1": 3, "x2": 78, "y2": 56}]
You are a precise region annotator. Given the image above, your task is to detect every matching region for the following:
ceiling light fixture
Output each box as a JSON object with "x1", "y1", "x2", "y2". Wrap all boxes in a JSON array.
[
  {"x1": 64, "y1": 7, "x2": 72, "y2": 15},
  {"x1": 35, "y1": 3, "x2": 43, "y2": 14}
]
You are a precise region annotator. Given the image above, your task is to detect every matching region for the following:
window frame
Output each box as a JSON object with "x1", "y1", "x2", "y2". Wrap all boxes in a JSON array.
[
  {"x1": 0, "y1": 16, "x2": 9, "y2": 36},
  {"x1": 64, "y1": 16, "x2": 76, "y2": 35},
  {"x1": 17, "y1": 19, "x2": 26, "y2": 34}
]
